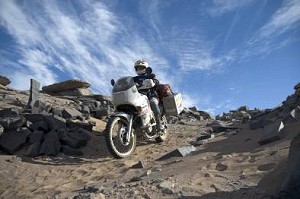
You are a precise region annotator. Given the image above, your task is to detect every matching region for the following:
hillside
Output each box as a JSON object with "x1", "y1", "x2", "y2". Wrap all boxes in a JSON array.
[{"x1": 0, "y1": 77, "x2": 299, "y2": 199}]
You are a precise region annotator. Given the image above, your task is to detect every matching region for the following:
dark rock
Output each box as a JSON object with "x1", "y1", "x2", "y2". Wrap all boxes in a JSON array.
[
  {"x1": 44, "y1": 115, "x2": 66, "y2": 130},
  {"x1": 67, "y1": 120, "x2": 93, "y2": 131},
  {"x1": 39, "y1": 131, "x2": 61, "y2": 156},
  {"x1": 27, "y1": 79, "x2": 41, "y2": 107},
  {"x1": 94, "y1": 108, "x2": 110, "y2": 119},
  {"x1": 61, "y1": 145, "x2": 83, "y2": 156},
  {"x1": 249, "y1": 117, "x2": 265, "y2": 130},
  {"x1": 157, "y1": 145, "x2": 196, "y2": 161},
  {"x1": 28, "y1": 131, "x2": 44, "y2": 144},
  {"x1": 23, "y1": 114, "x2": 45, "y2": 123},
  {"x1": 29, "y1": 120, "x2": 49, "y2": 132},
  {"x1": 210, "y1": 120, "x2": 239, "y2": 133},
  {"x1": 131, "y1": 161, "x2": 145, "y2": 169},
  {"x1": 196, "y1": 132, "x2": 212, "y2": 141},
  {"x1": 0, "y1": 75, "x2": 11, "y2": 86},
  {"x1": 277, "y1": 133, "x2": 300, "y2": 198},
  {"x1": 294, "y1": 82, "x2": 300, "y2": 90},
  {"x1": 238, "y1": 106, "x2": 249, "y2": 112},
  {"x1": 62, "y1": 108, "x2": 82, "y2": 120},
  {"x1": 26, "y1": 142, "x2": 41, "y2": 158},
  {"x1": 258, "y1": 121, "x2": 285, "y2": 145},
  {"x1": 0, "y1": 107, "x2": 20, "y2": 117},
  {"x1": 0, "y1": 116, "x2": 25, "y2": 131},
  {"x1": 0, "y1": 128, "x2": 31, "y2": 154},
  {"x1": 59, "y1": 129, "x2": 91, "y2": 149}
]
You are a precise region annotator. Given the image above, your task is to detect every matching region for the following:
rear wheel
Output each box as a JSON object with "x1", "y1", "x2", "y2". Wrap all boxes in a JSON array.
[{"x1": 105, "y1": 116, "x2": 136, "y2": 158}]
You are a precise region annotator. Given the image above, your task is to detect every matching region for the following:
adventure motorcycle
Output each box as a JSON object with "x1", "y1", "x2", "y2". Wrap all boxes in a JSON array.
[{"x1": 105, "y1": 68, "x2": 168, "y2": 158}]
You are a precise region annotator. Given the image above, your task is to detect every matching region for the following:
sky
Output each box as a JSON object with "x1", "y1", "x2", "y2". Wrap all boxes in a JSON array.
[{"x1": 0, "y1": 0, "x2": 299, "y2": 115}]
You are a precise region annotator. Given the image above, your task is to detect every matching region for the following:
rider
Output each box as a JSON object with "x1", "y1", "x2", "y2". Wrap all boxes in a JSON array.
[{"x1": 133, "y1": 59, "x2": 164, "y2": 131}]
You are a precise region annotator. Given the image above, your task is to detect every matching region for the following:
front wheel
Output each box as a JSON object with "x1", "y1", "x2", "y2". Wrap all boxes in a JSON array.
[{"x1": 105, "y1": 116, "x2": 136, "y2": 158}]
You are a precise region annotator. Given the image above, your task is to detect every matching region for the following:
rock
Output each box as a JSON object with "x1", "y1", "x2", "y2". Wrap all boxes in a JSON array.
[
  {"x1": 66, "y1": 120, "x2": 93, "y2": 131},
  {"x1": 0, "y1": 75, "x2": 11, "y2": 86},
  {"x1": 158, "y1": 145, "x2": 196, "y2": 160},
  {"x1": 0, "y1": 116, "x2": 25, "y2": 131},
  {"x1": 0, "y1": 107, "x2": 21, "y2": 117},
  {"x1": 238, "y1": 106, "x2": 249, "y2": 112},
  {"x1": 23, "y1": 114, "x2": 45, "y2": 123},
  {"x1": 249, "y1": 117, "x2": 265, "y2": 130},
  {"x1": 62, "y1": 108, "x2": 83, "y2": 120},
  {"x1": 54, "y1": 88, "x2": 93, "y2": 96},
  {"x1": 44, "y1": 115, "x2": 66, "y2": 130},
  {"x1": 283, "y1": 106, "x2": 300, "y2": 123},
  {"x1": 42, "y1": 79, "x2": 91, "y2": 94},
  {"x1": 131, "y1": 161, "x2": 145, "y2": 169},
  {"x1": 94, "y1": 108, "x2": 110, "y2": 119},
  {"x1": 258, "y1": 121, "x2": 285, "y2": 145},
  {"x1": 277, "y1": 133, "x2": 300, "y2": 198},
  {"x1": 59, "y1": 129, "x2": 91, "y2": 149},
  {"x1": 28, "y1": 130, "x2": 44, "y2": 144},
  {"x1": 32, "y1": 100, "x2": 48, "y2": 114},
  {"x1": 0, "y1": 124, "x2": 3, "y2": 135},
  {"x1": 27, "y1": 79, "x2": 41, "y2": 107},
  {"x1": 61, "y1": 145, "x2": 83, "y2": 156},
  {"x1": 196, "y1": 132, "x2": 212, "y2": 141},
  {"x1": 29, "y1": 120, "x2": 49, "y2": 132},
  {"x1": 294, "y1": 82, "x2": 300, "y2": 90},
  {"x1": 51, "y1": 107, "x2": 63, "y2": 117},
  {"x1": 158, "y1": 180, "x2": 175, "y2": 190},
  {"x1": 39, "y1": 131, "x2": 61, "y2": 156},
  {"x1": 210, "y1": 120, "x2": 239, "y2": 133},
  {"x1": 0, "y1": 128, "x2": 31, "y2": 154},
  {"x1": 26, "y1": 142, "x2": 42, "y2": 158}
]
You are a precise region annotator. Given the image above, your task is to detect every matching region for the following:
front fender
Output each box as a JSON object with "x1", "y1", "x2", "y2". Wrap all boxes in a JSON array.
[{"x1": 111, "y1": 112, "x2": 133, "y2": 122}]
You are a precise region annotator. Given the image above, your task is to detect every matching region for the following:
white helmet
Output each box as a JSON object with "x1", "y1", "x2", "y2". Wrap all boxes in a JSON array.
[{"x1": 134, "y1": 59, "x2": 149, "y2": 75}]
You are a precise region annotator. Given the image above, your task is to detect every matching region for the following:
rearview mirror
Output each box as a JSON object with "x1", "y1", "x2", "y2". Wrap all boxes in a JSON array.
[{"x1": 111, "y1": 79, "x2": 115, "y2": 86}]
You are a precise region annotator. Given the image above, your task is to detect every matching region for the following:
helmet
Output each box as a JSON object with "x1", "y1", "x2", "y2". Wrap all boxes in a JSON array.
[{"x1": 134, "y1": 59, "x2": 149, "y2": 75}]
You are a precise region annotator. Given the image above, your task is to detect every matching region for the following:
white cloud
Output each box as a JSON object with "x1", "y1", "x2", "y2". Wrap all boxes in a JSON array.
[
  {"x1": 245, "y1": 0, "x2": 300, "y2": 57},
  {"x1": 208, "y1": 0, "x2": 254, "y2": 17},
  {"x1": 257, "y1": 0, "x2": 300, "y2": 39}
]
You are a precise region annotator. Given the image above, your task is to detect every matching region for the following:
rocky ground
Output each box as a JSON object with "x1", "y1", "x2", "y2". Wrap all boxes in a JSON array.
[{"x1": 0, "y1": 78, "x2": 299, "y2": 199}]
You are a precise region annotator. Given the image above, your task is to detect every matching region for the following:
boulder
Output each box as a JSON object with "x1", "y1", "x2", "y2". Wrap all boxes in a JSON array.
[
  {"x1": 249, "y1": 117, "x2": 265, "y2": 130},
  {"x1": 61, "y1": 145, "x2": 83, "y2": 156},
  {"x1": 258, "y1": 121, "x2": 285, "y2": 145},
  {"x1": 0, "y1": 107, "x2": 21, "y2": 117},
  {"x1": 23, "y1": 114, "x2": 45, "y2": 123},
  {"x1": 62, "y1": 108, "x2": 82, "y2": 120},
  {"x1": 54, "y1": 88, "x2": 93, "y2": 96},
  {"x1": 294, "y1": 82, "x2": 300, "y2": 90},
  {"x1": 26, "y1": 142, "x2": 42, "y2": 158},
  {"x1": 0, "y1": 116, "x2": 25, "y2": 131},
  {"x1": 59, "y1": 129, "x2": 91, "y2": 149},
  {"x1": 0, "y1": 75, "x2": 11, "y2": 86},
  {"x1": 29, "y1": 120, "x2": 49, "y2": 132},
  {"x1": 32, "y1": 100, "x2": 48, "y2": 114},
  {"x1": 42, "y1": 79, "x2": 91, "y2": 94},
  {"x1": 157, "y1": 145, "x2": 196, "y2": 160},
  {"x1": 44, "y1": 115, "x2": 66, "y2": 130},
  {"x1": 39, "y1": 131, "x2": 61, "y2": 156},
  {"x1": 277, "y1": 133, "x2": 300, "y2": 198},
  {"x1": 66, "y1": 120, "x2": 93, "y2": 131},
  {"x1": 209, "y1": 120, "x2": 239, "y2": 133},
  {"x1": 28, "y1": 130, "x2": 44, "y2": 144},
  {"x1": 0, "y1": 128, "x2": 31, "y2": 154},
  {"x1": 27, "y1": 79, "x2": 40, "y2": 107}
]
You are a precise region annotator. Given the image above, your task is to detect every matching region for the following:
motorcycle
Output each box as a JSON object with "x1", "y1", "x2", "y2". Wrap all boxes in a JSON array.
[{"x1": 105, "y1": 67, "x2": 168, "y2": 158}]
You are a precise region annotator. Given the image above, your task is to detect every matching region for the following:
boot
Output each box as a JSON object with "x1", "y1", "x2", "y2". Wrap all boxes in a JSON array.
[{"x1": 155, "y1": 114, "x2": 164, "y2": 131}]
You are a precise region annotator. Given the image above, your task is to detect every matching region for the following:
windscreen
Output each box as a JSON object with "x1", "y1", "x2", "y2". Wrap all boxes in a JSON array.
[{"x1": 112, "y1": 76, "x2": 135, "y2": 92}]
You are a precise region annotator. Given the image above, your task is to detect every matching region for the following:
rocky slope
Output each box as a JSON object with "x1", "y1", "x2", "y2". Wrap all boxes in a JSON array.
[{"x1": 0, "y1": 77, "x2": 299, "y2": 199}]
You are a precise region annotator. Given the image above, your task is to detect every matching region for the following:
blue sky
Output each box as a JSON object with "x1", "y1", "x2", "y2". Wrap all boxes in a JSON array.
[{"x1": 0, "y1": 0, "x2": 299, "y2": 115}]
